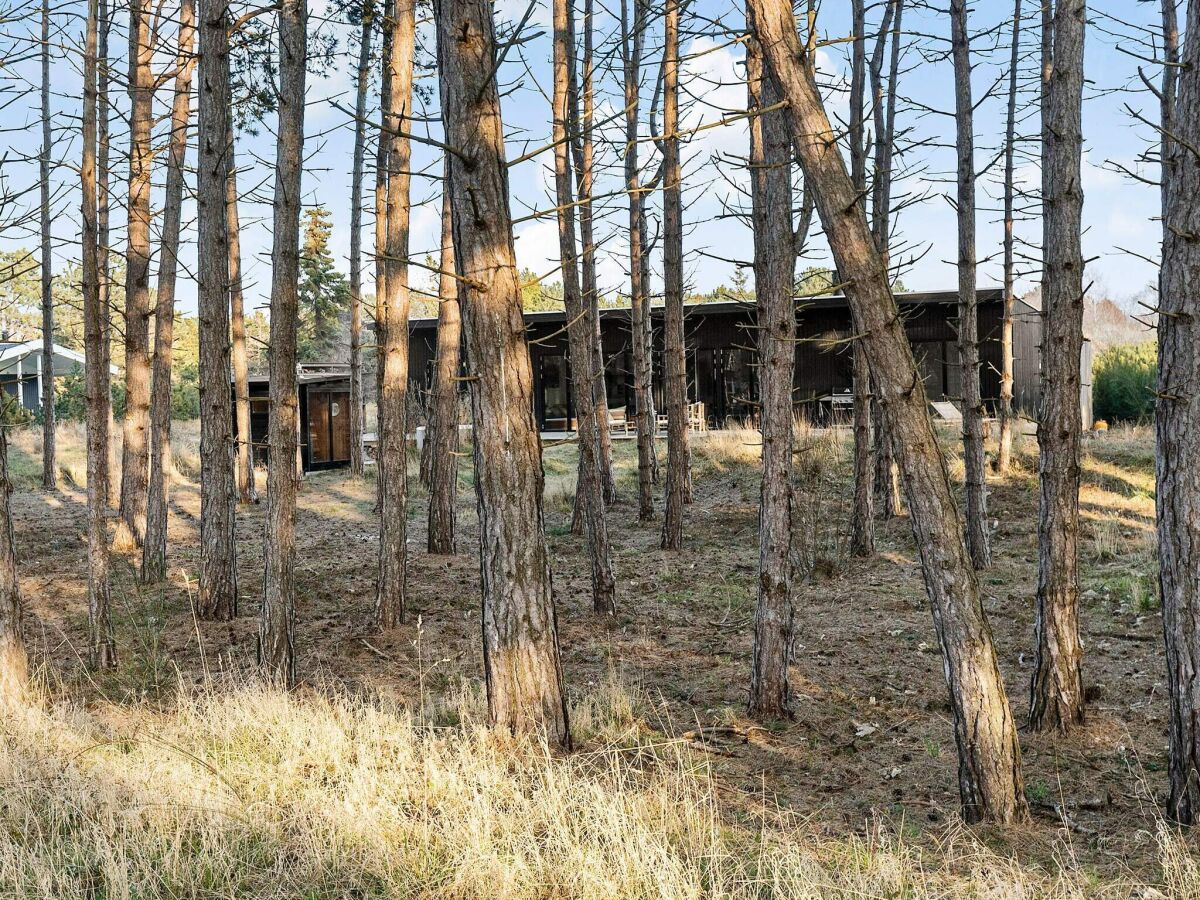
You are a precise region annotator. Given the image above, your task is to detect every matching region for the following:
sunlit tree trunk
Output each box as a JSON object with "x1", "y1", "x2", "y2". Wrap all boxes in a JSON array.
[
  {"x1": 348, "y1": 3, "x2": 373, "y2": 478},
  {"x1": 228, "y1": 137, "x2": 256, "y2": 504},
  {"x1": 39, "y1": 0, "x2": 55, "y2": 491},
  {"x1": 748, "y1": 0, "x2": 1028, "y2": 824},
  {"x1": 259, "y1": 0, "x2": 307, "y2": 682},
  {"x1": 621, "y1": 0, "x2": 655, "y2": 522},
  {"x1": 951, "y1": 0, "x2": 991, "y2": 569},
  {"x1": 117, "y1": 0, "x2": 155, "y2": 548},
  {"x1": 143, "y1": 0, "x2": 195, "y2": 583},
  {"x1": 746, "y1": 19, "x2": 794, "y2": 718},
  {"x1": 0, "y1": 428, "x2": 28, "y2": 700},
  {"x1": 554, "y1": 0, "x2": 616, "y2": 614},
  {"x1": 196, "y1": 0, "x2": 238, "y2": 621},
  {"x1": 1029, "y1": 0, "x2": 1086, "y2": 733},
  {"x1": 98, "y1": 0, "x2": 117, "y2": 509},
  {"x1": 660, "y1": 0, "x2": 687, "y2": 550},
  {"x1": 997, "y1": 0, "x2": 1022, "y2": 476},
  {"x1": 435, "y1": 0, "x2": 570, "y2": 746},
  {"x1": 82, "y1": 0, "x2": 115, "y2": 668},
  {"x1": 375, "y1": 0, "x2": 414, "y2": 631},
  {"x1": 427, "y1": 175, "x2": 460, "y2": 555}
]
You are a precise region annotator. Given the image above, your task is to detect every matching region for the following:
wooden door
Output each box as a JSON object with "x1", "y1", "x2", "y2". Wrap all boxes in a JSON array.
[
  {"x1": 329, "y1": 390, "x2": 351, "y2": 461},
  {"x1": 308, "y1": 390, "x2": 331, "y2": 464}
]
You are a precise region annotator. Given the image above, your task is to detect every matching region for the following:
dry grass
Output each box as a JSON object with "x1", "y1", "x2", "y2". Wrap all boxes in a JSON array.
[{"x1": 0, "y1": 677, "x2": 1190, "y2": 899}]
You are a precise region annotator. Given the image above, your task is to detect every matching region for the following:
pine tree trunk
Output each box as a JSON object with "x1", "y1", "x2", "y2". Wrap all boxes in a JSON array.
[
  {"x1": 554, "y1": 0, "x2": 616, "y2": 615},
  {"x1": 746, "y1": 22, "x2": 794, "y2": 718},
  {"x1": 117, "y1": 0, "x2": 155, "y2": 548},
  {"x1": 374, "y1": 11, "x2": 393, "y2": 498},
  {"x1": 1029, "y1": 0, "x2": 1086, "y2": 733},
  {"x1": 1156, "y1": 0, "x2": 1200, "y2": 827},
  {"x1": 997, "y1": 0, "x2": 1022, "y2": 476},
  {"x1": 228, "y1": 138, "x2": 256, "y2": 504},
  {"x1": 98, "y1": 2, "x2": 117, "y2": 510},
  {"x1": 259, "y1": 0, "x2": 307, "y2": 682},
  {"x1": 621, "y1": 0, "x2": 655, "y2": 522},
  {"x1": 869, "y1": 0, "x2": 903, "y2": 520},
  {"x1": 196, "y1": 0, "x2": 238, "y2": 622},
  {"x1": 0, "y1": 428, "x2": 28, "y2": 700},
  {"x1": 848, "y1": 0, "x2": 873, "y2": 557},
  {"x1": 427, "y1": 176, "x2": 460, "y2": 555},
  {"x1": 435, "y1": 0, "x2": 570, "y2": 746},
  {"x1": 748, "y1": 0, "x2": 1028, "y2": 823},
  {"x1": 39, "y1": 0, "x2": 55, "y2": 491},
  {"x1": 348, "y1": 4, "x2": 373, "y2": 478},
  {"x1": 951, "y1": 0, "x2": 991, "y2": 570},
  {"x1": 142, "y1": 0, "x2": 194, "y2": 583},
  {"x1": 82, "y1": 0, "x2": 115, "y2": 669},
  {"x1": 660, "y1": 0, "x2": 688, "y2": 550},
  {"x1": 375, "y1": 0, "x2": 414, "y2": 631}
]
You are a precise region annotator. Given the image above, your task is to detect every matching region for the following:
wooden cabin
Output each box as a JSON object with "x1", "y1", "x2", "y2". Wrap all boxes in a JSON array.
[
  {"x1": 407, "y1": 288, "x2": 1042, "y2": 432},
  {"x1": 233, "y1": 364, "x2": 353, "y2": 472}
]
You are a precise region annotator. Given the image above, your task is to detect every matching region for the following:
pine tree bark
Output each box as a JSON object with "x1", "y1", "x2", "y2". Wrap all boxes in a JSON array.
[
  {"x1": 746, "y1": 21, "x2": 794, "y2": 718},
  {"x1": 869, "y1": 0, "x2": 903, "y2": 520},
  {"x1": 660, "y1": 0, "x2": 687, "y2": 550},
  {"x1": 621, "y1": 0, "x2": 655, "y2": 522},
  {"x1": 0, "y1": 427, "x2": 27, "y2": 700},
  {"x1": 259, "y1": 0, "x2": 307, "y2": 682},
  {"x1": 951, "y1": 0, "x2": 990, "y2": 569},
  {"x1": 1029, "y1": 0, "x2": 1086, "y2": 733},
  {"x1": 435, "y1": 0, "x2": 570, "y2": 746},
  {"x1": 427, "y1": 175, "x2": 460, "y2": 555},
  {"x1": 554, "y1": 0, "x2": 616, "y2": 615},
  {"x1": 228, "y1": 138, "x2": 256, "y2": 504},
  {"x1": 82, "y1": 0, "x2": 115, "y2": 669},
  {"x1": 196, "y1": 0, "x2": 238, "y2": 621},
  {"x1": 98, "y1": 1, "x2": 117, "y2": 510},
  {"x1": 848, "y1": 0, "x2": 873, "y2": 557},
  {"x1": 143, "y1": 0, "x2": 195, "y2": 583},
  {"x1": 348, "y1": 3, "x2": 373, "y2": 478},
  {"x1": 748, "y1": 0, "x2": 1028, "y2": 823},
  {"x1": 117, "y1": 0, "x2": 155, "y2": 548},
  {"x1": 1156, "y1": 0, "x2": 1200, "y2": 826},
  {"x1": 39, "y1": 0, "x2": 55, "y2": 491},
  {"x1": 997, "y1": 0, "x2": 1022, "y2": 476},
  {"x1": 375, "y1": 0, "x2": 414, "y2": 631}
]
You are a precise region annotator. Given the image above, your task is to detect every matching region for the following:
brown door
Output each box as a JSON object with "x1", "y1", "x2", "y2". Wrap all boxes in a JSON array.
[
  {"x1": 329, "y1": 390, "x2": 351, "y2": 461},
  {"x1": 308, "y1": 390, "x2": 331, "y2": 464}
]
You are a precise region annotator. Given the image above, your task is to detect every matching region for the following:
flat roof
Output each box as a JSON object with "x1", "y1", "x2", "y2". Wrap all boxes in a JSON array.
[{"x1": 407, "y1": 287, "x2": 1008, "y2": 329}]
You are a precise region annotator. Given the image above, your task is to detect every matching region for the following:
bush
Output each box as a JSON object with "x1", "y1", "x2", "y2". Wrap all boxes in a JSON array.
[{"x1": 1093, "y1": 341, "x2": 1155, "y2": 424}]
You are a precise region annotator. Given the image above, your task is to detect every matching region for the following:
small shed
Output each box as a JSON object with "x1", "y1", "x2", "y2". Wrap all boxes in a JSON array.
[
  {"x1": 0, "y1": 340, "x2": 90, "y2": 412},
  {"x1": 233, "y1": 364, "x2": 354, "y2": 472}
]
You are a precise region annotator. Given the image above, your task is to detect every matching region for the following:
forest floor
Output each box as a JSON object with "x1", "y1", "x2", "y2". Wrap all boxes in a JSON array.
[{"x1": 1, "y1": 420, "x2": 1192, "y2": 897}]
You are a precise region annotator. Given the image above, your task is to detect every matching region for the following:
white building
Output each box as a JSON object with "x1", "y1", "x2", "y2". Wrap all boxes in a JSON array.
[{"x1": 0, "y1": 340, "x2": 88, "y2": 412}]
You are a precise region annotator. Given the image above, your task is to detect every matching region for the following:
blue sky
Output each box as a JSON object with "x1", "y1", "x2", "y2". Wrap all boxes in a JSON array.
[{"x1": 1, "y1": 0, "x2": 1169, "y2": 321}]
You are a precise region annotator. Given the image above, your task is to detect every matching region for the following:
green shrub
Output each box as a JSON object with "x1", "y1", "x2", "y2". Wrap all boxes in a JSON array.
[{"x1": 1093, "y1": 341, "x2": 1155, "y2": 424}]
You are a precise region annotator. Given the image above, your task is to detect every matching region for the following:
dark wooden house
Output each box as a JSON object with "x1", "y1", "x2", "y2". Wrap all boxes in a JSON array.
[
  {"x1": 408, "y1": 288, "x2": 1042, "y2": 432},
  {"x1": 234, "y1": 364, "x2": 354, "y2": 472}
]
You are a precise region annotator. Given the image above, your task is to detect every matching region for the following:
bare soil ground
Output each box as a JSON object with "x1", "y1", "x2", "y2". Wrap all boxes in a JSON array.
[{"x1": 6, "y1": 422, "x2": 1187, "y2": 885}]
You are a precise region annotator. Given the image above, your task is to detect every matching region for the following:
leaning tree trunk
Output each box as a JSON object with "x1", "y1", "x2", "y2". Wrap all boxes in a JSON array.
[
  {"x1": 427, "y1": 174, "x2": 460, "y2": 554},
  {"x1": 259, "y1": 0, "x2": 307, "y2": 684},
  {"x1": 1155, "y1": 0, "x2": 1200, "y2": 827},
  {"x1": 997, "y1": 0, "x2": 1023, "y2": 476},
  {"x1": 143, "y1": 0, "x2": 195, "y2": 583},
  {"x1": 82, "y1": 0, "x2": 115, "y2": 669},
  {"x1": 746, "y1": 21, "x2": 795, "y2": 718},
  {"x1": 39, "y1": 0, "x2": 55, "y2": 491},
  {"x1": 228, "y1": 138, "x2": 256, "y2": 504},
  {"x1": 848, "y1": 0, "x2": 873, "y2": 557},
  {"x1": 1029, "y1": 0, "x2": 1086, "y2": 733},
  {"x1": 869, "y1": 0, "x2": 903, "y2": 520},
  {"x1": 196, "y1": 0, "x2": 238, "y2": 621},
  {"x1": 951, "y1": 0, "x2": 990, "y2": 569},
  {"x1": 117, "y1": 0, "x2": 155, "y2": 548},
  {"x1": 660, "y1": 0, "x2": 688, "y2": 550},
  {"x1": 348, "y1": 3, "x2": 373, "y2": 478},
  {"x1": 553, "y1": 0, "x2": 616, "y2": 615},
  {"x1": 375, "y1": 0, "x2": 414, "y2": 631},
  {"x1": 621, "y1": 0, "x2": 655, "y2": 522},
  {"x1": 0, "y1": 426, "x2": 28, "y2": 700},
  {"x1": 435, "y1": 0, "x2": 570, "y2": 746},
  {"x1": 748, "y1": 0, "x2": 1028, "y2": 824}
]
